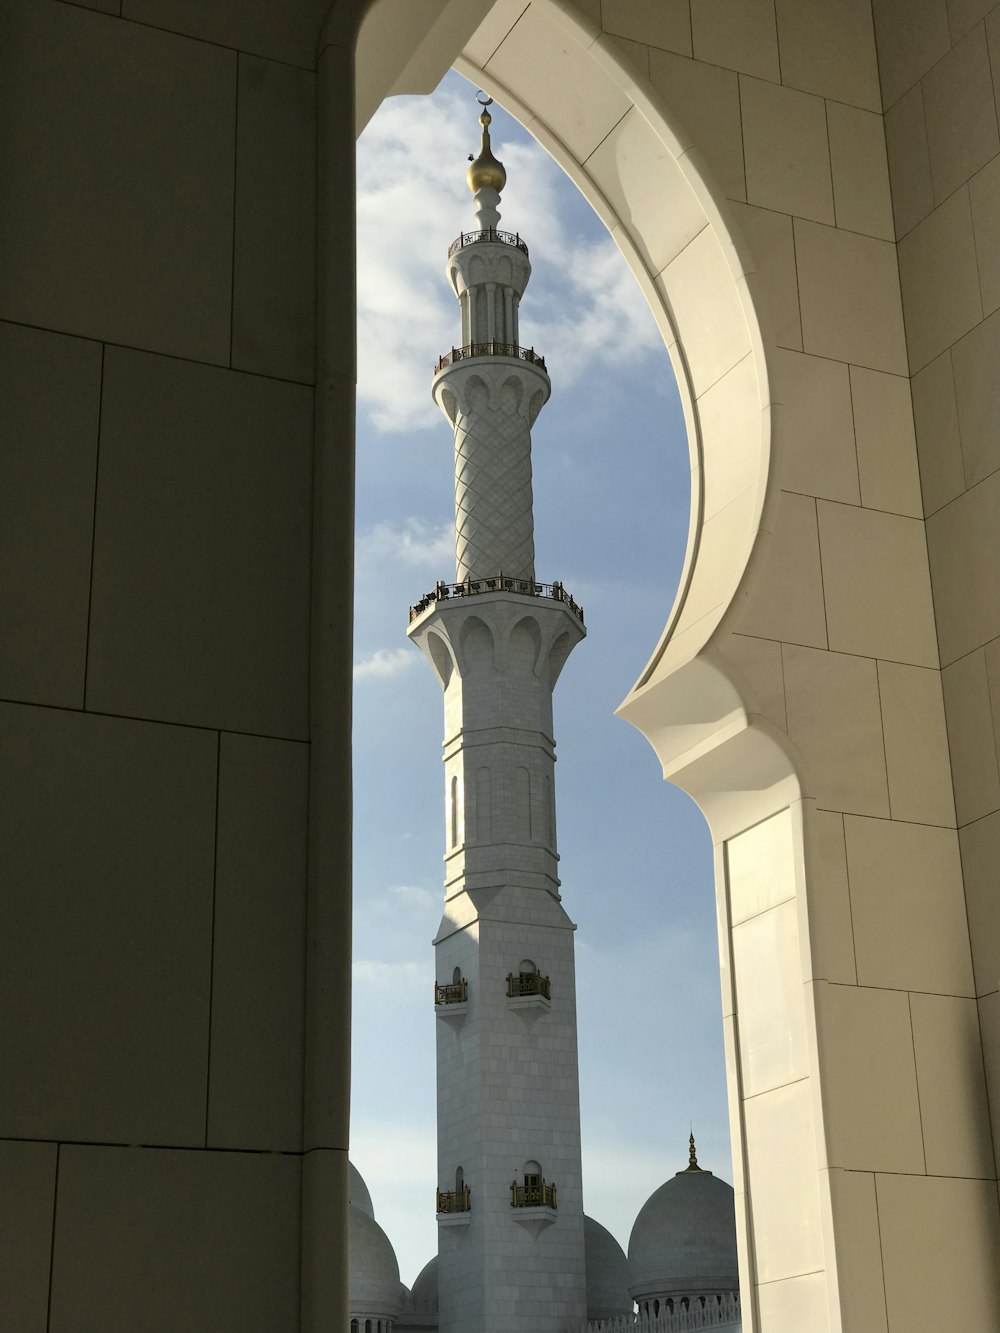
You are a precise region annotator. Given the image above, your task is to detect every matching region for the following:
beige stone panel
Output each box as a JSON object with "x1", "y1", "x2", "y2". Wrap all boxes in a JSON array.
[
  {"x1": 49, "y1": 1145, "x2": 300, "y2": 1331},
  {"x1": 647, "y1": 49, "x2": 746, "y2": 201},
  {"x1": 733, "y1": 901, "x2": 810, "y2": 1096},
  {"x1": 923, "y1": 23, "x2": 1000, "y2": 202},
  {"x1": 953, "y1": 307, "x2": 1000, "y2": 486},
  {"x1": 942, "y1": 651, "x2": 1000, "y2": 823},
  {"x1": 487, "y1": 5, "x2": 631, "y2": 162},
  {"x1": 601, "y1": 0, "x2": 691, "y2": 55},
  {"x1": 208, "y1": 734, "x2": 308, "y2": 1152},
  {"x1": 655, "y1": 225, "x2": 752, "y2": 395},
  {"x1": 233, "y1": 56, "x2": 316, "y2": 384},
  {"x1": 585, "y1": 108, "x2": 706, "y2": 277},
  {"x1": 604, "y1": 32, "x2": 650, "y2": 78},
  {"x1": 690, "y1": 0, "x2": 779, "y2": 80},
  {"x1": 741, "y1": 77, "x2": 834, "y2": 224},
  {"x1": 782, "y1": 645, "x2": 890, "y2": 816},
  {"x1": 0, "y1": 322, "x2": 101, "y2": 709},
  {"x1": 87, "y1": 348, "x2": 312, "y2": 737},
  {"x1": 884, "y1": 83, "x2": 935, "y2": 239},
  {"x1": 743, "y1": 1080, "x2": 825, "y2": 1282},
  {"x1": 872, "y1": 0, "x2": 951, "y2": 109},
  {"x1": 980, "y1": 991, "x2": 1000, "y2": 1160},
  {"x1": 0, "y1": 1141, "x2": 56, "y2": 1333},
  {"x1": 928, "y1": 470, "x2": 1000, "y2": 663},
  {"x1": 824, "y1": 1170, "x2": 888, "y2": 1333},
  {"x1": 698, "y1": 355, "x2": 763, "y2": 520},
  {"x1": 771, "y1": 349, "x2": 859, "y2": 503},
  {"x1": 796, "y1": 221, "x2": 908, "y2": 374},
  {"x1": 876, "y1": 1174, "x2": 1000, "y2": 1333},
  {"x1": 911, "y1": 992, "x2": 994, "y2": 1177},
  {"x1": 948, "y1": 0, "x2": 997, "y2": 43},
  {"x1": 898, "y1": 186, "x2": 983, "y2": 372},
  {"x1": 817, "y1": 502, "x2": 938, "y2": 666},
  {"x1": 959, "y1": 811, "x2": 1000, "y2": 996},
  {"x1": 989, "y1": 9, "x2": 1000, "y2": 126},
  {"x1": 804, "y1": 810, "x2": 857, "y2": 985},
  {"x1": 0, "y1": 703, "x2": 215, "y2": 1144},
  {"x1": 755, "y1": 1272, "x2": 831, "y2": 1329},
  {"x1": 911, "y1": 349, "x2": 965, "y2": 513},
  {"x1": 970, "y1": 154, "x2": 1000, "y2": 315},
  {"x1": 850, "y1": 366, "x2": 922, "y2": 516},
  {"x1": 813, "y1": 982, "x2": 924, "y2": 1171},
  {"x1": 986, "y1": 636, "x2": 1000, "y2": 773},
  {"x1": 0, "y1": 1, "x2": 235, "y2": 365},
  {"x1": 828, "y1": 104, "x2": 894, "y2": 241},
  {"x1": 844, "y1": 816, "x2": 973, "y2": 994},
  {"x1": 728, "y1": 202, "x2": 802, "y2": 349},
  {"x1": 123, "y1": 0, "x2": 330, "y2": 66},
  {"x1": 878, "y1": 660, "x2": 956, "y2": 827},
  {"x1": 774, "y1": 0, "x2": 881, "y2": 110},
  {"x1": 728, "y1": 808, "x2": 796, "y2": 924},
  {"x1": 716, "y1": 631, "x2": 787, "y2": 731},
  {"x1": 742, "y1": 491, "x2": 828, "y2": 649},
  {"x1": 463, "y1": 0, "x2": 532, "y2": 66}
]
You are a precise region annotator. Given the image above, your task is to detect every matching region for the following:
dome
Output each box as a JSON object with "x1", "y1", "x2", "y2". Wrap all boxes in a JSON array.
[
  {"x1": 628, "y1": 1144, "x2": 738, "y2": 1305},
  {"x1": 408, "y1": 1255, "x2": 438, "y2": 1314},
  {"x1": 348, "y1": 1204, "x2": 402, "y2": 1320},
  {"x1": 349, "y1": 1162, "x2": 375, "y2": 1219},
  {"x1": 584, "y1": 1216, "x2": 632, "y2": 1321},
  {"x1": 466, "y1": 106, "x2": 506, "y2": 195}
]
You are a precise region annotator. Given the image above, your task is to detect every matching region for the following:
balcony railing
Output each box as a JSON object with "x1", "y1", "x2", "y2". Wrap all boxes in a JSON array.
[
  {"x1": 434, "y1": 342, "x2": 546, "y2": 373},
  {"x1": 507, "y1": 971, "x2": 551, "y2": 1000},
  {"x1": 409, "y1": 576, "x2": 583, "y2": 624},
  {"x1": 434, "y1": 979, "x2": 468, "y2": 1005},
  {"x1": 437, "y1": 1185, "x2": 472, "y2": 1213},
  {"x1": 447, "y1": 227, "x2": 529, "y2": 259},
  {"x1": 511, "y1": 1180, "x2": 557, "y2": 1208}
]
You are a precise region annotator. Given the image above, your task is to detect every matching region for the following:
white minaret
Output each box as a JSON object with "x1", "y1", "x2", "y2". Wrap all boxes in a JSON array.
[{"x1": 407, "y1": 100, "x2": 588, "y2": 1333}]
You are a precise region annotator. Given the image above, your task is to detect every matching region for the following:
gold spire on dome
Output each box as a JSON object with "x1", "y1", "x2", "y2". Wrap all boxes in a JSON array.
[
  {"x1": 682, "y1": 1131, "x2": 703, "y2": 1173},
  {"x1": 467, "y1": 94, "x2": 507, "y2": 195}
]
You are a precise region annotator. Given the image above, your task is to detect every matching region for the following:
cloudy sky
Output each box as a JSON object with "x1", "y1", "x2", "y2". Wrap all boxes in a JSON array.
[{"x1": 351, "y1": 70, "x2": 730, "y2": 1287}]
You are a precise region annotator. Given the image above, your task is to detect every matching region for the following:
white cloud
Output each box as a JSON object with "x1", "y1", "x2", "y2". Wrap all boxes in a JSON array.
[
  {"x1": 389, "y1": 883, "x2": 439, "y2": 911},
  {"x1": 356, "y1": 83, "x2": 664, "y2": 437},
  {"x1": 353, "y1": 646, "x2": 420, "y2": 681},
  {"x1": 357, "y1": 518, "x2": 453, "y2": 571},
  {"x1": 352, "y1": 959, "x2": 425, "y2": 987}
]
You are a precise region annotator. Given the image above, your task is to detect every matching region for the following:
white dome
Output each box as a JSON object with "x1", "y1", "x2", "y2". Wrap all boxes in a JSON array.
[
  {"x1": 348, "y1": 1204, "x2": 402, "y2": 1320},
  {"x1": 584, "y1": 1216, "x2": 632, "y2": 1320},
  {"x1": 628, "y1": 1159, "x2": 738, "y2": 1304},
  {"x1": 349, "y1": 1162, "x2": 375, "y2": 1219},
  {"x1": 408, "y1": 1255, "x2": 439, "y2": 1314}
]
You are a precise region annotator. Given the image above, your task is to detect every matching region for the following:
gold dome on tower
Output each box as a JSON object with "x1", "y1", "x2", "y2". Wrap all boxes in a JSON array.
[{"x1": 466, "y1": 97, "x2": 507, "y2": 194}]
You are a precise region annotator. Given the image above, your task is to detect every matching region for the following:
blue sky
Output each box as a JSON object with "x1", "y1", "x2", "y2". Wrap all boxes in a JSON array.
[{"x1": 351, "y1": 70, "x2": 730, "y2": 1286}]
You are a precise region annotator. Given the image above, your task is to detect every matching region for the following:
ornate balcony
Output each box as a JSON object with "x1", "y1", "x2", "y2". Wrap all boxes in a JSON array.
[
  {"x1": 447, "y1": 226, "x2": 529, "y2": 259},
  {"x1": 510, "y1": 1180, "x2": 557, "y2": 1209},
  {"x1": 434, "y1": 342, "x2": 546, "y2": 374},
  {"x1": 409, "y1": 576, "x2": 583, "y2": 625},
  {"x1": 507, "y1": 971, "x2": 551, "y2": 1000},
  {"x1": 434, "y1": 978, "x2": 468, "y2": 1005},
  {"x1": 436, "y1": 1185, "x2": 472, "y2": 1214}
]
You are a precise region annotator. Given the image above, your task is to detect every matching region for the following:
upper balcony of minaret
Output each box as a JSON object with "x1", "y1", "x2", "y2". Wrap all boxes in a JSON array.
[{"x1": 445, "y1": 228, "x2": 532, "y2": 302}]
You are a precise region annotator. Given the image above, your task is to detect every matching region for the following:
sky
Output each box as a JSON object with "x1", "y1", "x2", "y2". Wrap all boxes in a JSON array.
[{"x1": 350, "y1": 70, "x2": 730, "y2": 1287}]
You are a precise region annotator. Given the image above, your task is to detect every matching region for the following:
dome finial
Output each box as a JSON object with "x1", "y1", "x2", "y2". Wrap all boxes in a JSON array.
[
  {"x1": 467, "y1": 92, "x2": 507, "y2": 198},
  {"x1": 683, "y1": 1130, "x2": 703, "y2": 1173}
]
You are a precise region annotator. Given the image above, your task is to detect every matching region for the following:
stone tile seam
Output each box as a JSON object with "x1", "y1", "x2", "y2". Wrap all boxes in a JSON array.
[
  {"x1": 814, "y1": 807, "x2": 957, "y2": 835},
  {"x1": 44, "y1": 1141, "x2": 60, "y2": 1333},
  {"x1": 820, "y1": 979, "x2": 979, "y2": 1001},
  {"x1": 50, "y1": 0, "x2": 319, "y2": 74},
  {"x1": 880, "y1": 12, "x2": 998, "y2": 117},
  {"x1": 925, "y1": 443, "x2": 1000, "y2": 530},
  {"x1": 753, "y1": 633, "x2": 946, "y2": 674},
  {"x1": 0, "y1": 1135, "x2": 306, "y2": 1155},
  {"x1": 0, "y1": 696, "x2": 309, "y2": 746},
  {"x1": 0, "y1": 316, "x2": 316, "y2": 390}
]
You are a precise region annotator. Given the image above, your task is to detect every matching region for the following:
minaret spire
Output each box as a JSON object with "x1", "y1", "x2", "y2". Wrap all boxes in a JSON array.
[{"x1": 407, "y1": 98, "x2": 588, "y2": 1333}]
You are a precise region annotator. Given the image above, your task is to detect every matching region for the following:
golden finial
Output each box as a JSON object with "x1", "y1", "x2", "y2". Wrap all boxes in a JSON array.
[
  {"x1": 467, "y1": 93, "x2": 507, "y2": 195},
  {"x1": 682, "y1": 1130, "x2": 703, "y2": 1173}
]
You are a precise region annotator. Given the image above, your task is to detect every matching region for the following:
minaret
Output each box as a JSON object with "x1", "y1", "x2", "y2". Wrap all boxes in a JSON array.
[{"x1": 407, "y1": 99, "x2": 588, "y2": 1333}]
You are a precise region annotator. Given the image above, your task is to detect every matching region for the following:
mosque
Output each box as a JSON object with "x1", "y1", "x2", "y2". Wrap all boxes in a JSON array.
[{"x1": 349, "y1": 102, "x2": 740, "y2": 1333}]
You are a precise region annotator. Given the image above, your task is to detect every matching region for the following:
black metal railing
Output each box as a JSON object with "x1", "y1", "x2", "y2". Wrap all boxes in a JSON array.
[
  {"x1": 434, "y1": 342, "x2": 546, "y2": 373},
  {"x1": 507, "y1": 971, "x2": 551, "y2": 1000},
  {"x1": 447, "y1": 227, "x2": 529, "y2": 259},
  {"x1": 511, "y1": 1180, "x2": 557, "y2": 1208},
  {"x1": 434, "y1": 978, "x2": 468, "y2": 1005},
  {"x1": 409, "y1": 576, "x2": 583, "y2": 624},
  {"x1": 437, "y1": 1185, "x2": 472, "y2": 1214}
]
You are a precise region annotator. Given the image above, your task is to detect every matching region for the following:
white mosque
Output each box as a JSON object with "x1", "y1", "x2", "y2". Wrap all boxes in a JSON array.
[{"x1": 349, "y1": 101, "x2": 741, "y2": 1333}]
